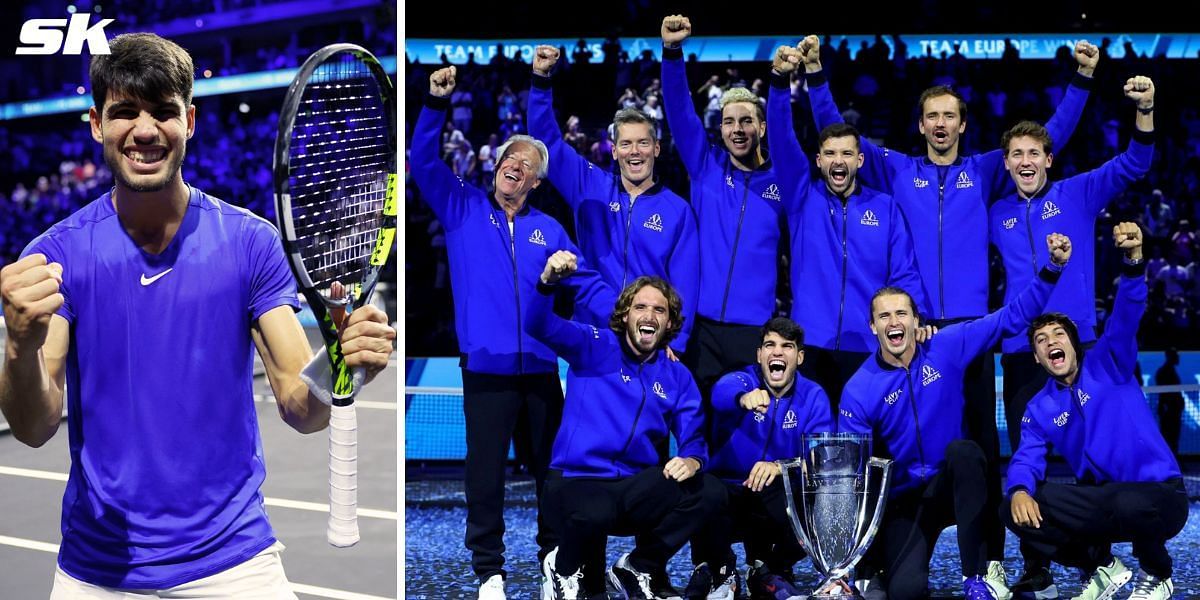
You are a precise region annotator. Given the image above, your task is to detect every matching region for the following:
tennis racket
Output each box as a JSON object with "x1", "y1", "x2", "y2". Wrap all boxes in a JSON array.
[{"x1": 273, "y1": 43, "x2": 397, "y2": 547}]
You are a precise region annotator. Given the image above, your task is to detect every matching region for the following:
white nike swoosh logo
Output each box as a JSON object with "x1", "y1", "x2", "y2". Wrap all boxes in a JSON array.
[{"x1": 140, "y1": 268, "x2": 174, "y2": 286}]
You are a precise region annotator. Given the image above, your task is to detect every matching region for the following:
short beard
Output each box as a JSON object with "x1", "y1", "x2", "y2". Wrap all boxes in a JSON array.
[{"x1": 105, "y1": 144, "x2": 185, "y2": 193}]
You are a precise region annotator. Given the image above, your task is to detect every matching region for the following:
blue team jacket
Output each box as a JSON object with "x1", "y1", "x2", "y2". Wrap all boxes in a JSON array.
[
  {"x1": 662, "y1": 46, "x2": 788, "y2": 326},
  {"x1": 989, "y1": 134, "x2": 1154, "y2": 352},
  {"x1": 1007, "y1": 266, "x2": 1182, "y2": 496},
  {"x1": 411, "y1": 96, "x2": 605, "y2": 375},
  {"x1": 807, "y1": 70, "x2": 1091, "y2": 320},
  {"x1": 707, "y1": 365, "x2": 833, "y2": 483},
  {"x1": 524, "y1": 285, "x2": 708, "y2": 477},
  {"x1": 840, "y1": 267, "x2": 1060, "y2": 493},
  {"x1": 767, "y1": 75, "x2": 928, "y2": 352},
  {"x1": 528, "y1": 74, "x2": 700, "y2": 350}
]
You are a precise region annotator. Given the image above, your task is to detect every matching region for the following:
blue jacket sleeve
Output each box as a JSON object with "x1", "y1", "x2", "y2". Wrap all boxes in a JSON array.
[
  {"x1": 1006, "y1": 411, "x2": 1050, "y2": 496},
  {"x1": 887, "y1": 201, "x2": 930, "y2": 315},
  {"x1": 524, "y1": 283, "x2": 605, "y2": 367},
  {"x1": 711, "y1": 369, "x2": 758, "y2": 414},
  {"x1": 672, "y1": 372, "x2": 710, "y2": 468},
  {"x1": 837, "y1": 381, "x2": 873, "y2": 435},
  {"x1": 528, "y1": 75, "x2": 611, "y2": 210},
  {"x1": 1044, "y1": 74, "x2": 1093, "y2": 155},
  {"x1": 668, "y1": 204, "x2": 701, "y2": 352},
  {"x1": 1081, "y1": 137, "x2": 1154, "y2": 217},
  {"x1": 1096, "y1": 266, "x2": 1148, "y2": 380},
  {"x1": 806, "y1": 70, "x2": 900, "y2": 194},
  {"x1": 410, "y1": 99, "x2": 471, "y2": 228},
  {"x1": 661, "y1": 50, "x2": 714, "y2": 177},
  {"x1": 943, "y1": 266, "x2": 1061, "y2": 364},
  {"x1": 766, "y1": 73, "x2": 811, "y2": 213}
]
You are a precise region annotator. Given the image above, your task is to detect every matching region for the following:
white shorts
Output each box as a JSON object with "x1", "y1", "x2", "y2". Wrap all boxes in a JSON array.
[{"x1": 49, "y1": 542, "x2": 298, "y2": 599}]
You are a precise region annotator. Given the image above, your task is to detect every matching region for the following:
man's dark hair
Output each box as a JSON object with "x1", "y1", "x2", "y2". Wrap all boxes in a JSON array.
[
  {"x1": 609, "y1": 276, "x2": 684, "y2": 344},
  {"x1": 918, "y1": 85, "x2": 967, "y2": 122},
  {"x1": 870, "y1": 286, "x2": 920, "y2": 322},
  {"x1": 818, "y1": 122, "x2": 860, "y2": 150},
  {"x1": 90, "y1": 33, "x2": 194, "y2": 113},
  {"x1": 761, "y1": 316, "x2": 804, "y2": 348},
  {"x1": 1026, "y1": 312, "x2": 1082, "y2": 358},
  {"x1": 1001, "y1": 120, "x2": 1054, "y2": 155}
]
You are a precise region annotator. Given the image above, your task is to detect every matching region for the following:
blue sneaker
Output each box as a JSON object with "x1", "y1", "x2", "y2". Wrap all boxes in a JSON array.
[
  {"x1": 747, "y1": 560, "x2": 803, "y2": 600},
  {"x1": 965, "y1": 574, "x2": 1000, "y2": 600}
]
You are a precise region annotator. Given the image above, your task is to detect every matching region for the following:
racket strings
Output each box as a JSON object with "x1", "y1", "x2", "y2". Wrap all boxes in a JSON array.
[{"x1": 286, "y1": 54, "x2": 389, "y2": 300}]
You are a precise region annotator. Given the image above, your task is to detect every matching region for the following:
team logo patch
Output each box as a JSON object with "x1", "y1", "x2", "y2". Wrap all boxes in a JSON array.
[
  {"x1": 955, "y1": 171, "x2": 974, "y2": 189},
  {"x1": 1022, "y1": 415, "x2": 1031, "y2": 424},
  {"x1": 762, "y1": 184, "x2": 781, "y2": 201},
  {"x1": 609, "y1": 201, "x2": 621, "y2": 212},
  {"x1": 1003, "y1": 217, "x2": 1018, "y2": 230},
  {"x1": 1041, "y1": 201, "x2": 1061, "y2": 220},
  {"x1": 590, "y1": 326, "x2": 600, "y2": 339},
  {"x1": 754, "y1": 411, "x2": 766, "y2": 423},
  {"x1": 726, "y1": 175, "x2": 735, "y2": 188},
  {"x1": 1077, "y1": 388, "x2": 1090, "y2": 406},
  {"x1": 921, "y1": 364, "x2": 942, "y2": 386},
  {"x1": 644, "y1": 213, "x2": 664, "y2": 232},
  {"x1": 839, "y1": 408, "x2": 854, "y2": 419},
  {"x1": 1053, "y1": 411, "x2": 1070, "y2": 427},
  {"x1": 884, "y1": 388, "x2": 902, "y2": 405},
  {"x1": 528, "y1": 229, "x2": 547, "y2": 245},
  {"x1": 860, "y1": 209, "x2": 880, "y2": 227},
  {"x1": 913, "y1": 177, "x2": 929, "y2": 189},
  {"x1": 620, "y1": 371, "x2": 631, "y2": 383},
  {"x1": 489, "y1": 213, "x2": 499, "y2": 228},
  {"x1": 782, "y1": 409, "x2": 798, "y2": 429},
  {"x1": 653, "y1": 382, "x2": 668, "y2": 399}
]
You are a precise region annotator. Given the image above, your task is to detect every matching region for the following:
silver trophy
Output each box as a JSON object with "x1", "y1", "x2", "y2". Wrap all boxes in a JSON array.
[{"x1": 779, "y1": 433, "x2": 891, "y2": 598}]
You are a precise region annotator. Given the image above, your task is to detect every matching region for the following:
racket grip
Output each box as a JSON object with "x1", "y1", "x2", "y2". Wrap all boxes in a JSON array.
[{"x1": 327, "y1": 391, "x2": 359, "y2": 547}]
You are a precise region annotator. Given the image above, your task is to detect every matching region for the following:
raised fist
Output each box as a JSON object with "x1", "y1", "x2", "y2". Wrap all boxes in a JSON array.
[
  {"x1": 799, "y1": 35, "x2": 822, "y2": 66},
  {"x1": 773, "y1": 45, "x2": 802, "y2": 74},
  {"x1": 0, "y1": 254, "x2": 65, "y2": 357},
  {"x1": 540, "y1": 250, "x2": 578, "y2": 285},
  {"x1": 661, "y1": 15, "x2": 692, "y2": 47},
  {"x1": 1113, "y1": 222, "x2": 1143, "y2": 261},
  {"x1": 1124, "y1": 75, "x2": 1155, "y2": 108},
  {"x1": 429, "y1": 66, "x2": 457, "y2": 97},
  {"x1": 1045, "y1": 233, "x2": 1072, "y2": 266},
  {"x1": 1074, "y1": 40, "x2": 1099, "y2": 72},
  {"x1": 533, "y1": 45, "x2": 560, "y2": 77}
]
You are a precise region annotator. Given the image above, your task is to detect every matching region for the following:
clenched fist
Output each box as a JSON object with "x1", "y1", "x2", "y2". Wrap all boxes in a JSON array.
[
  {"x1": 661, "y1": 15, "x2": 691, "y2": 48},
  {"x1": 1, "y1": 254, "x2": 65, "y2": 357}
]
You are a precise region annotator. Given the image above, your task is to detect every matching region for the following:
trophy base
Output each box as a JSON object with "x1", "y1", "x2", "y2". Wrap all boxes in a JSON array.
[{"x1": 809, "y1": 577, "x2": 864, "y2": 599}]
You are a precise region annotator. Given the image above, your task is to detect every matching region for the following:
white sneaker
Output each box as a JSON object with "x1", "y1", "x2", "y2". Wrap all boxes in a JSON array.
[
  {"x1": 543, "y1": 547, "x2": 585, "y2": 600},
  {"x1": 479, "y1": 573, "x2": 506, "y2": 600},
  {"x1": 1127, "y1": 569, "x2": 1173, "y2": 600},
  {"x1": 1069, "y1": 557, "x2": 1131, "y2": 600},
  {"x1": 985, "y1": 560, "x2": 1013, "y2": 600}
]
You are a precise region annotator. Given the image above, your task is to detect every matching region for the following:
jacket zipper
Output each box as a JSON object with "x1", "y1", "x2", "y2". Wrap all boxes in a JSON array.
[
  {"x1": 622, "y1": 195, "x2": 636, "y2": 288},
  {"x1": 836, "y1": 199, "x2": 848, "y2": 350},
  {"x1": 508, "y1": 214, "x2": 524, "y2": 374},
  {"x1": 937, "y1": 168, "x2": 948, "y2": 319},
  {"x1": 720, "y1": 172, "x2": 752, "y2": 321},
  {"x1": 615, "y1": 362, "x2": 649, "y2": 472},
  {"x1": 1024, "y1": 199, "x2": 1039, "y2": 276},
  {"x1": 905, "y1": 366, "x2": 927, "y2": 480}
]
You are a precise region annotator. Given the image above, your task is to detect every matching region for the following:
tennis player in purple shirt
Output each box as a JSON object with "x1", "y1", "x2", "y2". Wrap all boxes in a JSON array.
[{"x1": 0, "y1": 33, "x2": 395, "y2": 598}]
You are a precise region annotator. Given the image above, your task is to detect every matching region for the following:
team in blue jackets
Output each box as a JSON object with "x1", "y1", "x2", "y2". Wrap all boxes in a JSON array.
[
  {"x1": 797, "y1": 36, "x2": 1098, "y2": 593},
  {"x1": 840, "y1": 233, "x2": 1070, "y2": 600},
  {"x1": 991, "y1": 76, "x2": 1156, "y2": 456},
  {"x1": 686, "y1": 317, "x2": 833, "y2": 600},
  {"x1": 1004, "y1": 223, "x2": 1186, "y2": 600},
  {"x1": 661, "y1": 15, "x2": 791, "y2": 398},
  {"x1": 530, "y1": 251, "x2": 723, "y2": 600},
  {"x1": 768, "y1": 44, "x2": 927, "y2": 410},
  {"x1": 412, "y1": 66, "x2": 609, "y2": 600},
  {"x1": 527, "y1": 44, "x2": 700, "y2": 353}
]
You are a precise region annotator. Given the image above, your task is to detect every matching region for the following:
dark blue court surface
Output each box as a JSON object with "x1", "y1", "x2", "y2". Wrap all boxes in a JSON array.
[{"x1": 405, "y1": 475, "x2": 1200, "y2": 599}]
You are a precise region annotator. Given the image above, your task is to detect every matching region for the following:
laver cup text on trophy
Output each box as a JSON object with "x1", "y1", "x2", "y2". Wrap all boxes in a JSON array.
[{"x1": 779, "y1": 433, "x2": 892, "y2": 598}]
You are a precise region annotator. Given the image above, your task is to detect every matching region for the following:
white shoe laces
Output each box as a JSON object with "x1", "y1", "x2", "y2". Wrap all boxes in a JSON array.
[{"x1": 1130, "y1": 573, "x2": 1166, "y2": 598}]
